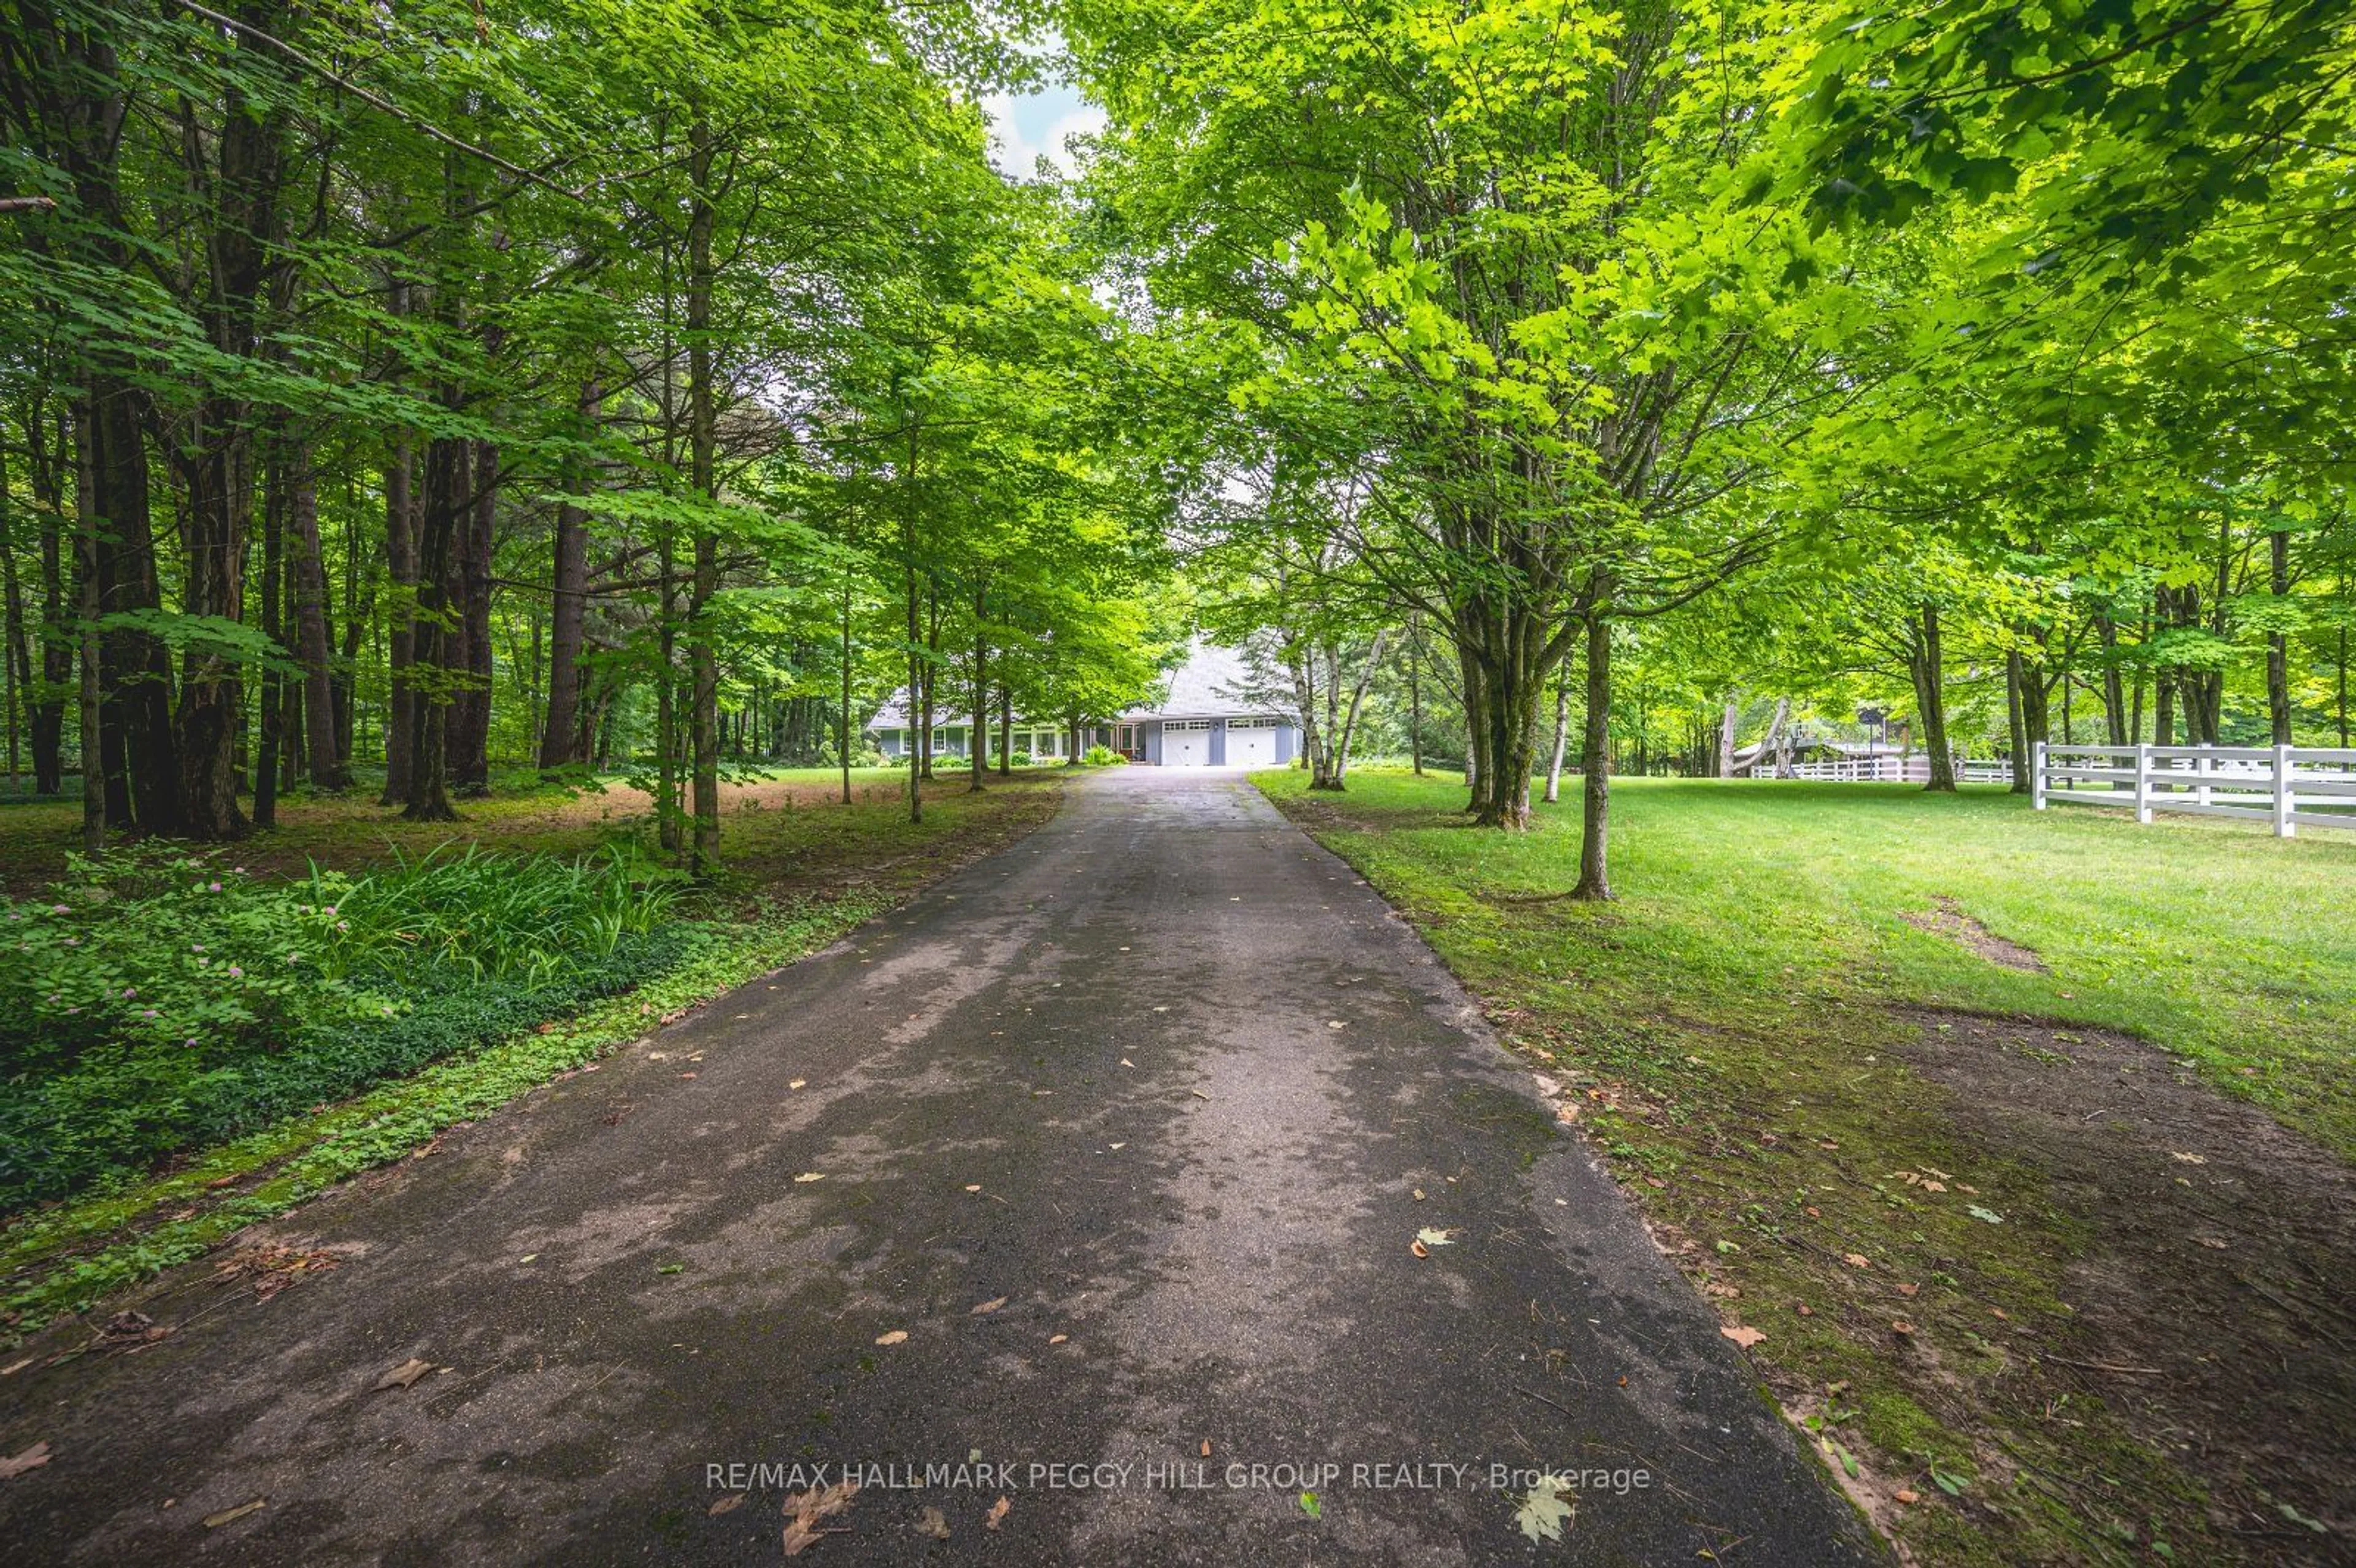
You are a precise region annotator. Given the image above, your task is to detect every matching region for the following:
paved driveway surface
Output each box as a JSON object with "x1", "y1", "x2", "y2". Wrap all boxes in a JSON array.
[{"x1": 0, "y1": 769, "x2": 1879, "y2": 1565}]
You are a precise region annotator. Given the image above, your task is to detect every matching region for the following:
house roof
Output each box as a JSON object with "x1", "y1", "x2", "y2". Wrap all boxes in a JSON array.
[
  {"x1": 864, "y1": 640, "x2": 1290, "y2": 731},
  {"x1": 1122, "y1": 640, "x2": 1288, "y2": 721}
]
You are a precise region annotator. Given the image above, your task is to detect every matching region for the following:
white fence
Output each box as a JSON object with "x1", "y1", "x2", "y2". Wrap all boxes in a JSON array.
[
  {"x1": 2034, "y1": 742, "x2": 2356, "y2": 836},
  {"x1": 1777, "y1": 755, "x2": 2012, "y2": 784}
]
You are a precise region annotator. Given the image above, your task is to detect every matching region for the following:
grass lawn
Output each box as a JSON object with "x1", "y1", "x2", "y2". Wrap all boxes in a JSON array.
[
  {"x1": 1, "y1": 766, "x2": 1064, "y2": 1332},
  {"x1": 1260, "y1": 767, "x2": 2355, "y2": 1567}
]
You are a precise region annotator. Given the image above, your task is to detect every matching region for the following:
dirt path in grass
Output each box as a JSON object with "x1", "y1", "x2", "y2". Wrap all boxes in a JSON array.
[
  {"x1": 0, "y1": 769, "x2": 1877, "y2": 1566},
  {"x1": 1888, "y1": 1009, "x2": 2356, "y2": 1554}
]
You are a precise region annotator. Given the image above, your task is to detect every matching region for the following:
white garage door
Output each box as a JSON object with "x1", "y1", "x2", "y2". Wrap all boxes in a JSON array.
[
  {"x1": 1164, "y1": 719, "x2": 1211, "y2": 766},
  {"x1": 1225, "y1": 718, "x2": 1278, "y2": 767}
]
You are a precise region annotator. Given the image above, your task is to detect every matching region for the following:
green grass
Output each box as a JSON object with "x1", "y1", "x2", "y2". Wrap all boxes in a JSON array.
[
  {"x1": 1267, "y1": 771, "x2": 2356, "y2": 1155},
  {"x1": 1258, "y1": 768, "x2": 2355, "y2": 1567}
]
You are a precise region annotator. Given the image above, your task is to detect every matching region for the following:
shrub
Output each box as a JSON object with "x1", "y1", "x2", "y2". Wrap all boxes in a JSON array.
[
  {"x1": 0, "y1": 846, "x2": 386, "y2": 1077},
  {"x1": 1083, "y1": 744, "x2": 1128, "y2": 766}
]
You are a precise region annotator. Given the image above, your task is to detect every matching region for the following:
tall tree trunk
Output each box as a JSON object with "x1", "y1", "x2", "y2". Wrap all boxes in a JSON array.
[
  {"x1": 919, "y1": 586, "x2": 939, "y2": 780},
  {"x1": 1326, "y1": 630, "x2": 1388, "y2": 787},
  {"x1": 380, "y1": 434, "x2": 417, "y2": 804},
  {"x1": 285, "y1": 439, "x2": 347, "y2": 788},
  {"x1": 171, "y1": 10, "x2": 292, "y2": 840},
  {"x1": 0, "y1": 437, "x2": 26, "y2": 786},
  {"x1": 85, "y1": 371, "x2": 177, "y2": 832},
  {"x1": 902, "y1": 416, "x2": 923, "y2": 824},
  {"x1": 1718, "y1": 692, "x2": 1739, "y2": 777},
  {"x1": 2095, "y1": 612, "x2": 2128, "y2": 745},
  {"x1": 540, "y1": 382, "x2": 597, "y2": 769},
  {"x1": 2267, "y1": 526, "x2": 2293, "y2": 745},
  {"x1": 1458, "y1": 642, "x2": 1483, "y2": 805},
  {"x1": 1406, "y1": 612, "x2": 1423, "y2": 775},
  {"x1": 1572, "y1": 609, "x2": 1612, "y2": 899},
  {"x1": 2016, "y1": 647, "x2": 2050, "y2": 794},
  {"x1": 1543, "y1": 665, "x2": 1569, "y2": 802},
  {"x1": 2004, "y1": 649, "x2": 2031, "y2": 796},
  {"x1": 969, "y1": 585, "x2": 987, "y2": 792},
  {"x1": 1910, "y1": 605, "x2": 1957, "y2": 791},
  {"x1": 75, "y1": 428, "x2": 105, "y2": 851},
  {"x1": 253, "y1": 440, "x2": 285, "y2": 829},
  {"x1": 334, "y1": 486, "x2": 368, "y2": 772},
  {"x1": 401, "y1": 433, "x2": 464, "y2": 822},
  {"x1": 839, "y1": 559, "x2": 853, "y2": 805},
  {"x1": 686, "y1": 110, "x2": 720, "y2": 870},
  {"x1": 446, "y1": 437, "x2": 495, "y2": 796},
  {"x1": 1285, "y1": 639, "x2": 1323, "y2": 783},
  {"x1": 998, "y1": 683, "x2": 1011, "y2": 777},
  {"x1": 30, "y1": 409, "x2": 69, "y2": 796},
  {"x1": 1757, "y1": 697, "x2": 1790, "y2": 778}
]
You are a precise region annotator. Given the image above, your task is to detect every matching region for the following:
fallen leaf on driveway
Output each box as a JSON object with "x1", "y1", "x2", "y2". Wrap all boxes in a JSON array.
[
  {"x1": 1515, "y1": 1474, "x2": 1576, "y2": 1542},
  {"x1": 0, "y1": 1359, "x2": 33, "y2": 1377},
  {"x1": 969, "y1": 1297, "x2": 1007, "y2": 1315},
  {"x1": 1415, "y1": 1227, "x2": 1455, "y2": 1248},
  {"x1": 916, "y1": 1505, "x2": 950, "y2": 1539},
  {"x1": 789, "y1": 1079, "x2": 807, "y2": 1090},
  {"x1": 985, "y1": 1495, "x2": 1011, "y2": 1530},
  {"x1": 1190, "y1": 1090, "x2": 1211, "y2": 1101},
  {"x1": 0, "y1": 1440, "x2": 52, "y2": 1478},
  {"x1": 963, "y1": 1184, "x2": 982, "y2": 1193},
  {"x1": 710, "y1": 1493, "x2": 745, "y2": 1516},
  {"x1": 793, "y1": 1172, "x2": 826, "y2": 1183},
  {"x1": 1411, "y1": 1239, "x2": 1430, "y2": 1258},
  {"x1": 782, "y1": 1479, "x2": 860, "y2": 1556},
  {"x1": 1200, "y1": 1440, "x2": 1212, "y2": 1458},
  {"x1": 1120, "y1": 1059, "x2": 1134, "y2": 1068},
  {"x1": 1721, "y1": 1325, "x2": 1766, "y2": 1348},
  {"x1": 204, "y1": 1499, "x2": 266, "y2": 1528},
  {"x1": 875, "y1": 1331, "x2": 908, "y2": 1345},
  {"x1": 1047, "y1": 1334, "x2": 1068, "y2": 1345},
  {"x1": 2170, "y1": 1151, "x2": 2206, "y2": 1164},
  {"x1": 1327, "y1": 1020, "x2": 1346, "y2": 1030},
  {"x1": 372, "y1": 1358, "x2": 434, "y2": 1391}
]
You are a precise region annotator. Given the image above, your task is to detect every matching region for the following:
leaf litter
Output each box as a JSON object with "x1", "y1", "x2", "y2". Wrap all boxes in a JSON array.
[{"x1": 782, "y1": 1479, "x2": 860, "y2": 1556}]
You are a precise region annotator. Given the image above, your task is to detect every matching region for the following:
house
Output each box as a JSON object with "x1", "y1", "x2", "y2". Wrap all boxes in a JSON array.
[{"x1": 868, "y1": 640, "x2": 1304, "y2": 767}]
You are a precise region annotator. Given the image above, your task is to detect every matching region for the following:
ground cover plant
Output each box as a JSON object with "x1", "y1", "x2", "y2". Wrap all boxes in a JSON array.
[
  {"x1": 1262, "y1": 766, "x2": 2356, "y2": 1566},
  {"x1": 0, "y1": 768, "x2": 1061, "y2": 1329}
]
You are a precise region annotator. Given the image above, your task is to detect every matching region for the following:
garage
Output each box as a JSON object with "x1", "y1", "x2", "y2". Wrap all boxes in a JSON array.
[
  {"x1": 1224, "y1": 717, "x2": 1278, "y2": 768},
  {"x1": 1162, "y1": 718, "x2": 1212, "y2": 766}
]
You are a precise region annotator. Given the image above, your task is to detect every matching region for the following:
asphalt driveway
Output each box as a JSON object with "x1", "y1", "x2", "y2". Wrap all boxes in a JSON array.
[{"x1": 0, "y1": 768, "x2": 1879, "y2": 1564}]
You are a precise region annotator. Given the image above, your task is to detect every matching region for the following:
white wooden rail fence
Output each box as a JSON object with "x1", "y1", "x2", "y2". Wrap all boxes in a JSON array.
[
  {"x1": 1777, "y1": 756, "x2": 2014, "y2": 784},
  {"x1": 2034, "y1": 742, "x2": 2356, "y2": 836}
]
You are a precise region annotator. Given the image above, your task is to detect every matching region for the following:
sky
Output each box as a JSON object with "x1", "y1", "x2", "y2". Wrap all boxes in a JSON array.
[{"x1": 982, "y1": 82, "x2": 1106, "y2": 180}]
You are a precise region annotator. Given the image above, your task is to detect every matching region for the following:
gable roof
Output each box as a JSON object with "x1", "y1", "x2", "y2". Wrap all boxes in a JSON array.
[{"x1": 1124, "y1": 640, "x2": 1288, "y2": 721}]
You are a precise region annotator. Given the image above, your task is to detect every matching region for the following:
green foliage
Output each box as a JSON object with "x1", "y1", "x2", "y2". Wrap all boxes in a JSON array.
[
  {"x1": 1082, "y1": 744, "x2": 1128, "y2": 766},
  {"x1": 0, "y1": 843, "x2": 683, "y2": 1209},
  {"x1": 0, "y1": 846, "x2": 384, "y2": 1074}
]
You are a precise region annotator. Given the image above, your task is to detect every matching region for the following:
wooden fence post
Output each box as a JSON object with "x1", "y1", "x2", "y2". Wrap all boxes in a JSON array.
[
  {"x1": 2032, "y1": 742, "x2": 2047, "y2": 809},
  {"x1": 2134, "y1": 744, "x2": 2153, "y2": 824},
  {"x1": 2275, "y1": 744, "x2": 2296, "y2": 838},
  {"x1": 2195, "y1": 741, "x2": 2212, "y2": 808}
]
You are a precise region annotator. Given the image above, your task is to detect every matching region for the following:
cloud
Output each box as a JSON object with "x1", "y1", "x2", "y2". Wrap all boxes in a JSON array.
[{"x1": 982, "y1": 90, "x2": 1107, "y2": 180}]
